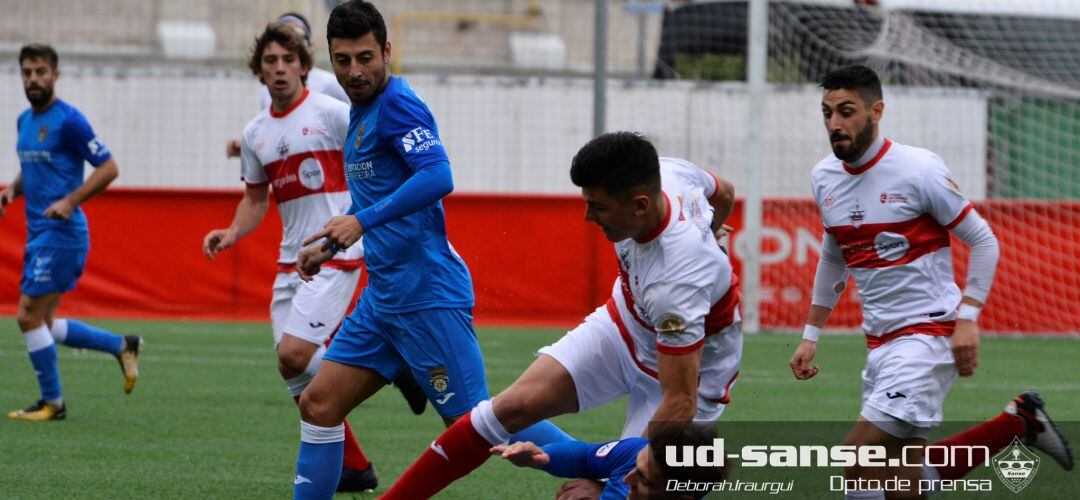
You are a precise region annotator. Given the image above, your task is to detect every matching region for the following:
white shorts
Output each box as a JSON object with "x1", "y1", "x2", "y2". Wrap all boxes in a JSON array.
[
  {"x1": 860, "y1": 334, "x2": 957, "y2": 436},
  {"x1": 270, "y1": 268, "x2": 360, "y2": 347},
  {"x1": 538, "y1": 305, "x2": 735, "y2": 439}
]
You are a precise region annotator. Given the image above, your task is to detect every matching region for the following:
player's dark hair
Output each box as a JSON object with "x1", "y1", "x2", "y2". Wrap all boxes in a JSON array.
[
  {"x1": 326, "y1": 0, "x2": 387, "y2": 51},
  {"x1": 277, "y1": 11, "x2": 312, "y2": 44},
  {"x1": 649, "y1": 422, "x2": 729, "y2": 499},
  {"x1": 248, "y1": 23, "x2": 313, "y2": 85},
  {"x1": 18, "y1": 44, "x2": 58, "y2": 70},
  {"x1": 570, "y1": 132, "x2": 661, "y2": 201},
  {"x1": 820, "y1": 64, "x2": 883, "y2": 107}
]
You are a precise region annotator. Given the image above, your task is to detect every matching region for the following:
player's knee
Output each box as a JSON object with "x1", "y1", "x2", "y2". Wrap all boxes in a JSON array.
[
  {"x1": 16, "y1": 310, "x2": 44, "y2": 331},
  {"x1": 298, "y1": 389, "x2": 342, "y2": 426},
  {"x1": 277, "y1": 346, "x2": 311, "y2": 377}
]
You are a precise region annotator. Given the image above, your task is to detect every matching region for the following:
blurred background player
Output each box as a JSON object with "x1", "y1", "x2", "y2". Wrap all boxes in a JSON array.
[
  {"x1": 493, "y1": 423, "x2": 728, "y2": 500},
  {"x1": 201, "y1": 24, "x2": 380, "y2": 491},
  {"x1": 381, "y1": 132, "x2": 741, "y2": 499},
  {"x1": 789, "y1": 64, "x2": 1072, "y2": 499},
  {"x1": 226, "y1": 12, "x2": 348, "y2": 159},
  {"x1": 290, "y1": 2, "x2": 569, "y2": 497},
  {"x1": 1, "y1": 44, "x2": 141, "y2": 421}
]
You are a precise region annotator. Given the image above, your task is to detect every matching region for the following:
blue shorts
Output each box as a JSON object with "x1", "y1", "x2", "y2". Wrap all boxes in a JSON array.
[
  {"x1": 325, "y1": 295, "x2": 490, "y2": 418},
  {"x1": 20, "y1": 246, "x2": 87, "y2": 297}
]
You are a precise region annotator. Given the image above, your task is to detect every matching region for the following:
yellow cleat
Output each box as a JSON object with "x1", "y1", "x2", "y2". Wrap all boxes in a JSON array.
[
  {"x1": 117, "y1": 335, "x2": 142, "y2": 394},
  {"x1": 8, "y1": 400, "x2": 66, "y2": 421}
]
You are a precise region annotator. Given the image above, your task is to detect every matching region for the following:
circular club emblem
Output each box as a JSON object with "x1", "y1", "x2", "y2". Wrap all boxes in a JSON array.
[
  {"x1": 298, "y1": 158, "x2": 325, "y2": 190},
  {"x1": 873, "y1": 232, "x2": 910, "y2": 261}
]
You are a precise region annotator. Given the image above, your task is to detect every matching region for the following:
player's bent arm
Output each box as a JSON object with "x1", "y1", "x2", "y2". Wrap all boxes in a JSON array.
[
  {"x1": 805, "y1": 232, "x2": 848, "y2": 333},
  {"x1": 227, "y1": 183, "x2": 271, "y2": 240},
  {"x1": 651, "y1": 348, "x2": 703, "y2": 427},
  {"x1": 66, "y1": 157, "x2": 118, "y2": 206},
  {"x1": 355, "y1": 161, "x2": 453, "y2": 230},
  {"x1": 708, "y1": 176, "x2": 736, "y2": 231}
]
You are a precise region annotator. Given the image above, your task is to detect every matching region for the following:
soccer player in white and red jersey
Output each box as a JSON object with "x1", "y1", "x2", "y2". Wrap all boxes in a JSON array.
[
  {"x1": 201, "y1": 24, "x2": 379, "y2": 492},
  {"x1": 790, "y1": 65, "x2": 1072, "y2": 500},
  {"x1": 382, "y1": 132, "x2": 742, "y2": 499}
]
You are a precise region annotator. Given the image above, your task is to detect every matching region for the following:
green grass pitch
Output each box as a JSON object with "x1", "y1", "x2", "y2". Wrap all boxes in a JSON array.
[{"x1": 0, "y1": 319, "x2": 1076, "y2": 498}]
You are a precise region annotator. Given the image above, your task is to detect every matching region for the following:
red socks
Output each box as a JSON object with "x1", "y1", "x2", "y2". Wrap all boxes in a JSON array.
[
  {"x1": 928, "y1": 412, "x2": 1024, "y2": 480},
  {"x1": 380, "y1": 412, "x2": 493, "y2": 499},
  {"x1": 293, "y1": 394, "x2": 370, "y2": 471}
]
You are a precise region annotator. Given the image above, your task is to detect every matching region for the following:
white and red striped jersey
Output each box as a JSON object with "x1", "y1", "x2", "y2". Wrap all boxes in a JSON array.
[
  {"x1": 608, "y1": 157, "x2": 742, "y2": 403},
  {"x1": 811, "y1": 139, "x2": 972, "y2": 346},
  {"x1": 240, "y1": 89, "x2": 363, "y2": 270}
]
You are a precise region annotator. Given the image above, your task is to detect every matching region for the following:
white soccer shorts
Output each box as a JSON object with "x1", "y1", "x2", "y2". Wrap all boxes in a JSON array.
[
  {"x1": 270, "y1": 268, "x2": 360, "y2": 346},
  {"x1": 538, "y1": 305, "x2": 733, "y2": 439},
  {"x1": 860, "y1": 333, "x2": 957, "y2": 437}
]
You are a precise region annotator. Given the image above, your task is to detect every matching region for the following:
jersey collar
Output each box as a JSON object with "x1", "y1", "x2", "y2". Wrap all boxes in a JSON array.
[
  {"x1": 634, "y1": 191, "x2": 672, "y2": 244},
  {"x1": 842, "y1": 138, "x2": 891, "y2": 176},
  {"x1": 269, "y1": 88, "x2": 309, "y2": 119}
]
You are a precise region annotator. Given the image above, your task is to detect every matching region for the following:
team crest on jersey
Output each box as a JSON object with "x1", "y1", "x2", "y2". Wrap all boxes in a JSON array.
[
  {"x1": 355, "y1": 123, "x2": 365, "y2": 149},
  {"x1": 37, "y1": 125, "x2": 47, "y2": 141},
  {"x1": 429, "y1": 366, "x2": 450, "y2": 393},
  {"x1": 849, "y1": 201, "x2": 865, "y2": 228},
  {"x1": 656, "y1": 313, "x2": 687, "y2": 335},
  {"x1": 945, "y1": 177, "x2": 963, "y2": 196},
  {"x1": 276, "y1": 137, "x2": 289, "y2": 157}
]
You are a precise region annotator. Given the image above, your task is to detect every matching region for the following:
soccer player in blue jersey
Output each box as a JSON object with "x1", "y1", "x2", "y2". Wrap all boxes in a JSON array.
[
  {"x1": 0, "y1": 44, "x2": 141, "y2": 421},
  {"x1": 492, "y1": 423, "x2": 727, "y2": 499},
  {"x1": 288, "y1": 2, "x2": 568, "y2": 497}
]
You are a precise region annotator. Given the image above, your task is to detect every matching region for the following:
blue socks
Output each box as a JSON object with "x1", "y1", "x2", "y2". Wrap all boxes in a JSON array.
[
  {"x1": 294, "y1": 421, "x2": 345, "y2": 500},
  {"x1": 510, "y1": 419, "x2": 575, "y2": 447},
  {"x1": 51, "y1": 318, "x2": 123, "y2": 356},
  {"x1": 24, "y1": 325, "x2": 62, "y2": 401}
]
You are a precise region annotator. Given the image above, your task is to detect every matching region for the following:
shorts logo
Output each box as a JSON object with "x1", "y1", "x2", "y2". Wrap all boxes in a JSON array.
[
  {"x1": 32, "y1": 256, "x2": 53, "y2": 283},
  {"x1": 656, "y1": 313, "x2": 687, "y2": 335},
  {"x1": 87, "y1": 137, "x2": 108, "y2": 157},
  {"x1": 298, "y1": 158, "x2": 325, "y2": 190},
  {"x1": 429, "y1": 366, "x2": 450, "y2": 393},
  {"x1": 401, "y1": 127, "x2": 440, "y2": 153},
  {"x1": 885, "y1": 391, "x2": 906, "y2": 399},
  {"x1": 993, "y1": 438, "x2": 1039, "y2": 492},
  {"x1": 37, "y1": 125, "x2": 48, "y2": 141}
]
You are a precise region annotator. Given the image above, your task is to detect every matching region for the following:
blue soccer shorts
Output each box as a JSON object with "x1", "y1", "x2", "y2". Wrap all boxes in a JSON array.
[
  {"x1": 20, "y1": 246, "x2": 87, "y2": 297},
  {"x1": 325, "y1": 294, "x2": 490, "y2": 418}
]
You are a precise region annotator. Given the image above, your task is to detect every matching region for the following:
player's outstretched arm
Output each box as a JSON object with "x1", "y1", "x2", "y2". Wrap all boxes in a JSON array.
[
  {"x1": 491, "y1": 441, "x2": 551, "y2": 469},
  {"x1": 708, "y1": 175, "x2": 736, "y2": 231},
  {"x1": 0, "y1": 174, "x2": 22, "y2": 218},
  {"x1": 948, "y1": 210, "x2": 999, "y2": 377},
  {"x1": 44, "y1": 158, "x2": 118, "y2": 220},
  {"x1": 202, "y1": 183, "x2": 270, "y2": 259},
  {"x1": 791, "y1": 305, "x2": 831, "y2": 380}
]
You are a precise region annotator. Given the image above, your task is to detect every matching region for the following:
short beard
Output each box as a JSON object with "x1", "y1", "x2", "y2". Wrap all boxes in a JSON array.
[
  {"x1": 25, "y1": 86, "x2": 53, "y2": 108},
  {"x1": 832, "y1": 117, "x2": 875, "y2": 163}
]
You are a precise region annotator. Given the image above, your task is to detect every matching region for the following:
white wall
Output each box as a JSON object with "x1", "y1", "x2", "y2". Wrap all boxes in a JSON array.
[{"x1": 0, "y1": 66, "x2": 988, "y2": 198}]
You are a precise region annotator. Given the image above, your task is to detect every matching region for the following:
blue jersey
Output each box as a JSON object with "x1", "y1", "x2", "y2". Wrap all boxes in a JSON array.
[
  {"x1": 344, "y1": 76, "x2": 473, "y2": 313},
  {"x1": 541, "y1": 438, "x2": 648, "y2": 499},
  {"x1": 16, "y1": 99, "x2": 111, "y2": 249}
]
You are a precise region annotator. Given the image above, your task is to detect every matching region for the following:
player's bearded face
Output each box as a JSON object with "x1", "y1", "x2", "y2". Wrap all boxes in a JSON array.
[
  {"x1": 330, "y1": 33, "x2": 391, "y2": 105},
  {"x1": 822, "y1": 89, "x2": 879, "y2": 163},
  {"x1": 831, "y1": 115, "x2": 875, "y2": 162},
  {"x1": 21, "y1": 59, "x2": 56, "y2": 108}
]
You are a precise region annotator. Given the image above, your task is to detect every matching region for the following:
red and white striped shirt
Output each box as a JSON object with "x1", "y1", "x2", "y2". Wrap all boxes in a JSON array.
[
  {"x1": 240, "y1": 89, "x2": 363, "y2": 270},
  {"x1": 811, "y1": 139, "x2": 971, "y2": 345}
]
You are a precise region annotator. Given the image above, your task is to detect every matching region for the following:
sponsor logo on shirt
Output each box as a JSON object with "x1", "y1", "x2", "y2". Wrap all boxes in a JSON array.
[
  {"x1": 401, "y1": 127, "x2": 441, "y2": 153},
  {"x1": 272, "y1": 174, "x2": 297, "y2": 189},
  {"x1": 298, "y1": 158, "x2": 325, "y2": 190},
  {"x1": 87, "y1": 137, "x2": 108, "y2": 157},
  {"x1": 302, "y1": 126, "x2": 327, "y2": 137},
  {"x1": 18, "y1": 150, "x2": 52, "y2": 163},
  {"x1": 880, "y1": 192, "x2": 908, "y2": 204},
  {"x1": 345, "y1": 161, "x2": 375, "y2": 181}
]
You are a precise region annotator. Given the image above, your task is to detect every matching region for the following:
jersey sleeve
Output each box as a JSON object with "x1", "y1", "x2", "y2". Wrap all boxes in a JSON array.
[
  {"x1": 239, "y1": 129, "x2": 267, "y2": 186},
  {"x1": 641, "y1": 279, "x2": 715, "y2": 354},
  {"x1": 327, "y1": 101, "x2": 351, "y2": 148},
  {"x1": 378, "y1": 91, "x2": 449, "y2": 172},
  {"x1": 918, "y1": 156, "x2": 972, "y2": 229},
  {"x1": 62, "y1": 110, "x2": 111, "y2": 167},
  {"x1": 540, "y1": 438, "x2": 647, "y2": 482}
]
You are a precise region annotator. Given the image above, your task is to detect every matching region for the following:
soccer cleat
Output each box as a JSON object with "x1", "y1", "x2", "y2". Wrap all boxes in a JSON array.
[
  {"x1": 1006, "y1": 391, "x2": 1074, "y2": 470},
  {"x1": 337, "y1": 464, "x2": 378, "y2": 492},
  {"x1": 394, "y1": 372, "x2": 428, "y2": 416},
  {"x1": 8, "y1": 399, "x2": 66, "y2": 421},
  {"x1": 117, "y1": 335, "x2": 142, "y2": 394}
]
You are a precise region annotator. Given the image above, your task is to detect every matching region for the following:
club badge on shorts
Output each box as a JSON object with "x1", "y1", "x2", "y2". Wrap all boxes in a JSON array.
[{"x1": 429, "y1": 366, "x2": 450, "y2": 393}]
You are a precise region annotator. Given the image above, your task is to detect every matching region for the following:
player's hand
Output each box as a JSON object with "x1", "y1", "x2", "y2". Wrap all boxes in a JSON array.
[
  {"x1": 0, "y1": 186, "x2": 15, "y2": 217},
  {"x1": 43, "y1": 197, "x2": 75, "y2": 220},
  {"x1": 303, "y1": 215, "x2": 364, "y2": 253},
  {"x1": 713, "y1": 224, "x2": 733, "y2": 253},
  {"x1": 789, "y1": 339, "x2": 821, "y2": 380},
  {"x1": 490, "y1": 441, "x2": 550, "y2": 468},
  {"x1": 555, "y1": 479, "x2": 604, "y2": 500},
  {"x1": 226, "y1": 139, "x2": 242, "y2": 158},
  {"x1": 952, "y1": 319, "x2": 980, "y2": 377},
  {"x1": 202, "y1": 228, "x2": 238, "y2": 260},
  {"x1": 297, "y1": 244, "x2": 334, "y2": 282}
]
